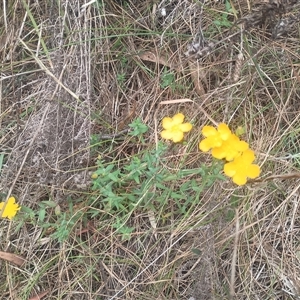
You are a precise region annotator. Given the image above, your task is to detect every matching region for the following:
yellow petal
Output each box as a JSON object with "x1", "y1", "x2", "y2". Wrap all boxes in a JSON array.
[
  {"x1": 172, "y1": 113, "x2": 185, "y2": 125},
  {"x1": 211, "y1": 147, "x2": 227, "y2": 160},
  {"x1": 224, "y1": 162, "x2": 237, "y2": 177},
  {"x1": 172, "y1": 130, "x2": 184, "y2": 143},
  {"x1": 218, "y1": 123, "x2": 232, "y2": 140},
  {"x1": 228, "y1": 134, "x2": 249, "y2": 151},
  {"x1": 161, "y1": 130, "x2": 173, "y2": 140},
  {"x1": 0, "y1": 197, "x2": 20, "y2": 220},
  {"x1": 247, "y1": 164, "x2": 260, "y2": 179},
  {"x1": 237, "y1": 140, "x2": 249, "y2": 152},
  {"x1": 179, "y1": 123, "x2": 192, "y2": 132},
  {"x1": 202, "y1": 125, "x2": 217, "y2": 137},
  {"x1": 199, "y1": 139, "x2": 212, "y2": 152},
  {"x1": 212, "y1": 136, "x2": 249, "y2": 161},
  {"x1": 232, "y1": 174, "x2": 248, "y2": 186},
  {"x1": 162, "y1": 117, "x2": 173, "y2": 129},
  {"x1": 242, "y1": 149, "x2": 256, "y2": 163}
]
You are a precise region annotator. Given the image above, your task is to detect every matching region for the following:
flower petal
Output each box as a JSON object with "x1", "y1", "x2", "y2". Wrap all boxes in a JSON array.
[
  {"x1": 161, "y1": 130, "x2": 173, "y2": 140},
  {"x1": 171, "y1": 130, "x2": 184, "y2": 143},
  {"x1": 201, "y1": 126, "x2": 217, "y2": 137},
  {"x1": 224, "y1": 162, "x2": 237, "y2": 177},
  {"x1": 199, "y1": 140, "x2": 209, "y2": 152},
  {"x1": 232, "y1": 173, "x2": 248, "y2": 186},
  {"x1": 162, "y1": 117, "x2": 173, "y2": 129},
  {"x1": 247, "y1": 164, "x2": 261, "y2": 179},
  {"x1": 211, "y1": 147, "x2": 228, "y2": 160},
  {"x1": 0, "y1": 197, "x2": 20, "y2": 220},
  {"x1": 242, "y1": 149, "x2": 256, "y2": 163},
  {"x1": 218, "y1": 123, "x2": 232, "y2": 140},
  {"x1": 212, "y1": 135, "x2": 249, "y2": 161},
  {"x1": 236, "y1": 140, "x2": 249, "y2": 152},
  {"x1": 223, "y1": 150, "x2": 260, "y2": 185},
  {"x1": 178, "y1": 123, "x2": 192, "y2": 132},
  {"x1": 172, "y1": 113, "x2": 185, "y2": 125},
  {"x1": 199, "y1": 138, "x2": 216, "y2": 152}
]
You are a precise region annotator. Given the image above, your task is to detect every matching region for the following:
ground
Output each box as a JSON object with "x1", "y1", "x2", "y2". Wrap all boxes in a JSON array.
[{"x1": 1, "y1": 0, "x2": 300, "y2": 299}]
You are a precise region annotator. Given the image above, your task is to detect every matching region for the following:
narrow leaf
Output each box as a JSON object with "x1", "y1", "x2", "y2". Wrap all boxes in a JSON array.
[{"x1": 0, "y1": 251, "x2": 25, "y2": 266}]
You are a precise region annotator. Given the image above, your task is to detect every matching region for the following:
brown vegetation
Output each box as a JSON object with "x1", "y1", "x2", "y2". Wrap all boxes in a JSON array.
[{"x1": 0, "y1": 0, "x2": 300, "y2": 299}]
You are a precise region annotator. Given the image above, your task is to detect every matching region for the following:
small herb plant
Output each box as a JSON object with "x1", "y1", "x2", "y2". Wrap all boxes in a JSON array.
[
  {"x1": 213, "y1": 0, "x2": 234, "y2": 28},
  {"x1": 90, "y1": 116, "x2": 228, "y2": 239},
  {"x1": 20, "y1": 199, "x2": 85, "y2": 243},
  {"x1": 160, "y1": 68, "x2": 176, "y2": 89}
]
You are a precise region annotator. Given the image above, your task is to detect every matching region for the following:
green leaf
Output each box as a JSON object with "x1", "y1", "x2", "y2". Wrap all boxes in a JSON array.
[
  {"x1": 105, "y1": 164, "x2": 115, "y2": 173},
  {"x1": 155, "y1": 182, "x2": 167, "y2": 190},
  {"x1": 132, "y1": 174, "x2": 140, "y2": 184},
  {"x1": 160, "y1": 69, "x2": 175, "y2": 88},
  {"x1": 108, "y1": 172, "x2": 120, "y2": 182},
  {"x1": 127, "y1": 194, "x2": 137, "y2": 202},
  {"x1": 40, "y1": 200, "x2": 57, "y2": 208},
  {"x1": 191, "y1": 248, "x2": 202, "y2": 256},
  {"x1": 0, "y1": 153, "x2": 4, "y2": 175},
  {"x1": 88, "y1": 208, "x2": 101, "y2": 218},
  {"x1": 128, "y1": 118, "x2": 149, "y2": 136},
  {"x1": 171, "y1": 192, "x2": 186, "y2": 200},
  {"x1": 21, "y1": 206, "x2": 35, "y2": 219},
  {"x1": 38, "y1": 208, "x2": 46, "y2": 222}
]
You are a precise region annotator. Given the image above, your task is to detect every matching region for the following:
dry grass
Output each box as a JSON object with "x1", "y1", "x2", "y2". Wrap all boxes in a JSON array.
[{"x1": 1, "y1": 0, "x2": 300, "y2": 299}]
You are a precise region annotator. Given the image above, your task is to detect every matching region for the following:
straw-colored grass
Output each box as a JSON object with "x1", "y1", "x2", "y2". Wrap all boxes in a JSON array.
[{"x1": 1, "y1": 0, "x2": 300, "y2": 299}]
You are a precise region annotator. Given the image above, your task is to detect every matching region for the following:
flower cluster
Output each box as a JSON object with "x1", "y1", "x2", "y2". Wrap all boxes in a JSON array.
[
  {"x1": 160, "y1": 114, "x2": 260, "y2": 186},
  {"x1": 199, "y1": 123, "x2": 260, "y2": 185},
  {"x1": 0, "y1": 197, "x2": 20, "y2": 220}
]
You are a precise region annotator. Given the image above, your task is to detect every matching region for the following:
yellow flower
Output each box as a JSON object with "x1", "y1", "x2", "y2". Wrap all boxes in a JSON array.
[
  {"x1": 91, "y1": 173, "x2": 98, "y2": 179},
  {"x1": 211, "y1": 134, "x2": 249, "y2": 161},
  {"x1": 199, "y1": 123, "x2": 232, "y2": 152},
  {"x1": 224, "y1": 149, "x2": 260, "y2": 185},
  {"x1": 0, "y1": 197, "x2": 20, "y2": 220},
  {"x1": 161, "y1": 113, "x2": 193, "y2": 143}
]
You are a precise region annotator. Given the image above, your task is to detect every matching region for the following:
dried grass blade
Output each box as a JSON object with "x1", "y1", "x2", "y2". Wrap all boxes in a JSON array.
[
  {"x1": 28, "y1": 290, "x2": 49, "y2": 300},
  {"x1": 0, "y1": 250, "x2": 25, "y2": 267}
]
